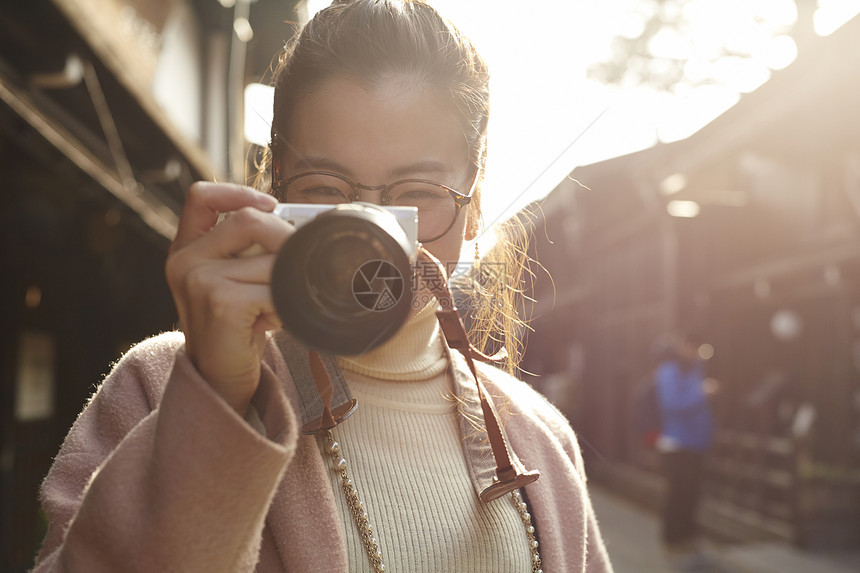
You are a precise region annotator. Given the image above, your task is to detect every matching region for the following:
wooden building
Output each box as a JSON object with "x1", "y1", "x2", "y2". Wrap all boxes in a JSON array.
[
  {"x1": 522, "y1": 14, "x2": 860, "y2": 550},
  {"x1": 0, "y1": 1, "x2": 308, "y2": 569}
]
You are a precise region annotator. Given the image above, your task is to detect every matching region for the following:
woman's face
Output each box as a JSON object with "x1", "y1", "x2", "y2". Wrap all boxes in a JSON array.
[{"x1": 278, "y1": 75, "x2": 478, "y2": 271}]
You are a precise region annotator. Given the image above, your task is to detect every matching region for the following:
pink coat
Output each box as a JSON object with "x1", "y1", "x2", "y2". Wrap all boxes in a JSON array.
[{"x1": 34, "y1": 332, "x2": 612, "y2": 572}]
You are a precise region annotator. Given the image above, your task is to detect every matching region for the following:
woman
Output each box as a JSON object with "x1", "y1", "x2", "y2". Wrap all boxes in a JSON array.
[{"x1": 34, "y1": 1, "x2": 611, "y2": 571}]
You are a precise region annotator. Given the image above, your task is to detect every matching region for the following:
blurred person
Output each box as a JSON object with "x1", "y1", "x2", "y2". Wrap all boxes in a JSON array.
[
  {"x1": 31, "y1": 1, "x2": 612, "y2": 571},
  {"x1": 653, "y1": 333, "x2": 715, "y2": 571}
]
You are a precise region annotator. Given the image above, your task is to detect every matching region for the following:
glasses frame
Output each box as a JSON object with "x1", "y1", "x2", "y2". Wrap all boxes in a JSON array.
[{"x1": 273, "y1": 169, "x2": 479, "y2": 243}]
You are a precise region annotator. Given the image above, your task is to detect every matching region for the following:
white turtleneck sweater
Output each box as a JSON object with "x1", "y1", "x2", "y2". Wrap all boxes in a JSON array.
[{"x1": 325, "y1": 302, "x2": 533, "y2": 572}]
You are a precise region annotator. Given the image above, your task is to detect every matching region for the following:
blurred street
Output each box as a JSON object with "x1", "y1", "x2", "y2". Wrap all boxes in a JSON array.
[{"x1": 590, "y1": 484, "x2": 860, "y2": 573}]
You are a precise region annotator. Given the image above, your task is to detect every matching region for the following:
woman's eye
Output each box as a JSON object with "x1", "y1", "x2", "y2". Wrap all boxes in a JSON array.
[
  {"x1": 396, "y1": 188, "x2": 446, "y2": 202},
  {"x1": 301, "y1": 186, "x2": 342, "y2": 196}
]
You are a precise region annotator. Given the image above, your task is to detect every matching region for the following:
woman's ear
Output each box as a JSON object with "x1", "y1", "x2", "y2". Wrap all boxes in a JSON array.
[
  {"x1": 272, "y1": 155, "x2": 281, "y2": 180},
  {"x1": 465, "y1": 188, "x2": 481, "y2": 241},
  {"x1": 270, "y1": 154, "x2": 282, "y2": 198},
  {"x1": 465, "y1": 208, "x2": 480, "y2": 241}
]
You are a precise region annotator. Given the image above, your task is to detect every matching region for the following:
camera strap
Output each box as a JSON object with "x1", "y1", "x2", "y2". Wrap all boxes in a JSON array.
[
  {"x1": 416, "y1": 247, "x2": 540, "y2": 502},
  {"x1": 274, "y1": 330, "x2": 357, "y2": 434}
]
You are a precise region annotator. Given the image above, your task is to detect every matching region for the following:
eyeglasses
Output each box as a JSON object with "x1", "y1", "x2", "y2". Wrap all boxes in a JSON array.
[{"x1": 273, "y1": 170, "x2": 478, "y2": 243}]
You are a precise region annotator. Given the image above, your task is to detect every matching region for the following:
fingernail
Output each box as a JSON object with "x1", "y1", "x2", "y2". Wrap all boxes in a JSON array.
[{"x1": 257, "y1": 192, "x2": 278, "y2": 209}]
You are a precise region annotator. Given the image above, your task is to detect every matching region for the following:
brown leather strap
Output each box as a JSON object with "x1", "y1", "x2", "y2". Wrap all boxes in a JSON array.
[
  {"x1": 435, "y1": 309, "x2": 509, "y2": 364},
  {"x1": 302, "y1": 350, "x2": 357, "y2": 434},
  {"x1": 417, "y1": 248, "x2": 539, "y2": 501}
]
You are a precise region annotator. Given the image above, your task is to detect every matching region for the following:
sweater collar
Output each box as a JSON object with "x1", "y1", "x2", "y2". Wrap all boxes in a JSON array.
[{"x1": 336, "y1": 299, "x2": 447, "y2": 381}]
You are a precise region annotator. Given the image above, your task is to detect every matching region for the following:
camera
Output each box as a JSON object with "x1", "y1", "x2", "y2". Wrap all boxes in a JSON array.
[{"x1": 270, "y1": 202, "x2": 418, "y2": 356}]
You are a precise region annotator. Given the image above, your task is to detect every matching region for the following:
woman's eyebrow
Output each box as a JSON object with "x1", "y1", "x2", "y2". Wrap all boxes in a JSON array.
[
  {"x1": 293, "y1": 157, "x2": 452, "y2": 179},
  {"x1": 388, "y1": 160, "x2": 451, "y2": 179},
  {"x1": 292, "y1": 156, "x2": 355, "y2": 176}
]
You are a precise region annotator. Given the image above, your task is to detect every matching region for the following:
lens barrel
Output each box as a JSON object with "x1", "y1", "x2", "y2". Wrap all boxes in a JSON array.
[{"x1": 271, "y1": 203, "x2": 414, "y2": 355}]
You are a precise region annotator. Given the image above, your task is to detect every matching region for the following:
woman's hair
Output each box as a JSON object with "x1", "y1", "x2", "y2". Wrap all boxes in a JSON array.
[{"x1": 256, "y1": 0, "x2": 532, "y2": 375}]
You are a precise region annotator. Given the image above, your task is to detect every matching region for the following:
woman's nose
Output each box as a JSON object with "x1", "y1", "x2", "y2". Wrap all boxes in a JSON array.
[{"x1": 354, "y1": 185, "x2": 386, "y2": 205}]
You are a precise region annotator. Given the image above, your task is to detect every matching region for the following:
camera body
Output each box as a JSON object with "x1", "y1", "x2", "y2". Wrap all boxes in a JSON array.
[
  {"x1": 270, "y1": 202, "x2": 419, "y2": 356},
  {"x1": 272, "y1": 202, "x2": 419, "y2": 257}
]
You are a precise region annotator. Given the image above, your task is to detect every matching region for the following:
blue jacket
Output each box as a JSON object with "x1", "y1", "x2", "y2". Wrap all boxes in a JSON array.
[{"x1": 655, "y1": 360, "x2": 714, "y2": 451}]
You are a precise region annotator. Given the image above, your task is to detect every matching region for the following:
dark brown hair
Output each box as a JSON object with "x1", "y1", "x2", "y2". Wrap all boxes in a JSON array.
[{"x1": 269, "y1": 0, "x2": 489, "y2": 180}]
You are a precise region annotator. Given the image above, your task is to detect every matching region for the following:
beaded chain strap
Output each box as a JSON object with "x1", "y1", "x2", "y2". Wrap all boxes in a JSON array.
[
  {"x1": 323, "y1": 430, "x2": 385, "y2": 572},
  {"x1": 512, "y1": 489, "x2": 543, "y2": 573}
]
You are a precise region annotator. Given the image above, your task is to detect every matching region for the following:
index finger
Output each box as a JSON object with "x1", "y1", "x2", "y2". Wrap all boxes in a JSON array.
[{"x1": 172, "y1": 181, "x2": 278, "y2": 251}]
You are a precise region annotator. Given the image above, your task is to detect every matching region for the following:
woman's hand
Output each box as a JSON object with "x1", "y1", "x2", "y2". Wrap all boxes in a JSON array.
[{"x1": 166, "y1": 182, "x2": 293, "y2": 416}]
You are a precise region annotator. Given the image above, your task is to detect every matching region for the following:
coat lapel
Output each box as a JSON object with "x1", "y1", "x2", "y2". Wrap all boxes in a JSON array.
[
  {"x1": 446, "y1": 349, "x2": 535, "y2": 500},
  {"x1": 263, "y1": 336, "x2": 348, "y2": 572},
  {"x1": 502, "y1": 390, "x2": 589, "y2": 573}
]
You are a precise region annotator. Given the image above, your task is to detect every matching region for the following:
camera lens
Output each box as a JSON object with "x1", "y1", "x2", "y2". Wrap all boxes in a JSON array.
[
  {"x1": 307, "y1": 233, "x2": 378, "y2": 314},
  {"x1": 271, "y1": 204, "x2": 413, "y2": 355}
]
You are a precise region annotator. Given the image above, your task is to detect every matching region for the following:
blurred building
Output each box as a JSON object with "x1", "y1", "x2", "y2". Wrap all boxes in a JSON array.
[
  {"x1": 0, "y1": 0, "x2": 306, "y2": 569},
  {"x1": 523, "y1": 14, "x2": 860, "y2": 551}
]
